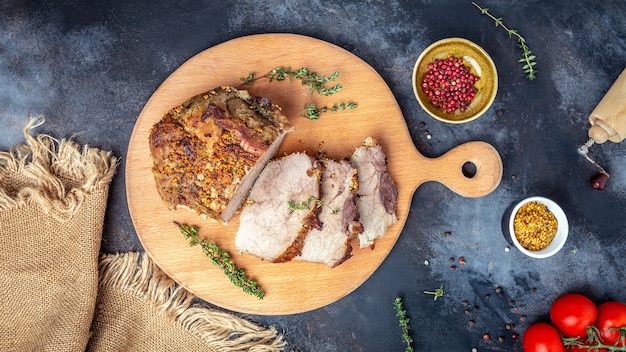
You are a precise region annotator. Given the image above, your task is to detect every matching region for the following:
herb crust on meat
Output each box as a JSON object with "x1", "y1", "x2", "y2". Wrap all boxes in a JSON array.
[{"x1": 149, "y1": 86, "x2": 293, "y2": 223}]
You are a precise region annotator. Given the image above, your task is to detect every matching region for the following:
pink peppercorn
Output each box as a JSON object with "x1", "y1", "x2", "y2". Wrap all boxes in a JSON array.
[{"x1": 421, "y1": 56, "x2": 479, "y2": 113}]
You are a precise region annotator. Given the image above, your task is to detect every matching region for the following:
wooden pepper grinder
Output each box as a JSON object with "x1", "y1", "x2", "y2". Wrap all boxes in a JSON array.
[{"x1": 578, "y1": 67, "x2": 626, "y2": 189}]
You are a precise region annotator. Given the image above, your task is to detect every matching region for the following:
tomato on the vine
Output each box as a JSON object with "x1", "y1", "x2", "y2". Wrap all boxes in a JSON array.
[
  {"x1": 523, "y1": 322, "x2": 565, "y2": 352},
  {"x1": 550, "y1": 293, "x2": 597, "y2": 337},
  {"x1": 596, "y1": 301, "x2": 626, "y2": 346}
]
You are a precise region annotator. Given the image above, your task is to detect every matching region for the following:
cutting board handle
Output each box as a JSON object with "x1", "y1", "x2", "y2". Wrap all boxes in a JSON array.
[{"x1": 412, "y1": 141, "x2": 503, "y2": 198}]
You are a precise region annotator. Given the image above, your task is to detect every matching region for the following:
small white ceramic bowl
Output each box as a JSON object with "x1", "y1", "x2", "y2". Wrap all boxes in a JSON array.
[{"x1": 508, "y1": 196, "x2": 568, "y2": 259}]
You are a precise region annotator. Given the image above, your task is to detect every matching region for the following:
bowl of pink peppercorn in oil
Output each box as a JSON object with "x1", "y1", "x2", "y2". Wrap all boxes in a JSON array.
[{"x1": 412, "y1": 38, "x2": 498, "y2": 123}]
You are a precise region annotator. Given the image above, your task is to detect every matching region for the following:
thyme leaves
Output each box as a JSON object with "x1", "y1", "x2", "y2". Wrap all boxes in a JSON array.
[
  {"x1": 394, "y1": 297, "x2": 414, "y2": 352},
  {"x1": 174, "y1": 222, "x2": 265, "y2": 299},
  {"x1": 423, "y1": 285, "x2": 445, "y2": 301},
  {"x1": 303, "y1": 102, "x2": 358, "y2": 120},
  {"x1": 472, "y1": 2, "x2": 537, "y2": 80},
  {"x1": 287, "y1": 197, "x2": 338, "y2": 215},
  {"x1": 287, "y1": 197, "x2": 318, "y2": 211},
  {"x1": 242, "y1": 66, "x2": 357, "y2": 120}
]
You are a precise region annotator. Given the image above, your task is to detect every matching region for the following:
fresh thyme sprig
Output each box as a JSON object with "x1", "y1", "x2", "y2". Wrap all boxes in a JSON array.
[
  {"x1": 394, "y1": 297, "x2": 414, "y2": 352},
  {"x1": 287, "y1": 197, "x2": 318, "y2": 211},
  {"x1": 472, "y1": 2, "x2": 537, "y2": 80},
  {"x1": 244, "y1": 67, "x2": 342, "y2": 95},
  {"x1": 274, "y1": 67, "x2": 342, "y2": 96},
  {"x1": 287, "y1": 197, "x2": 338, "y2": 215},
  {"x1": 302, "y1": 102, "x2": 358, "y2": 120},
  {"x1": 174, "y1": 222, "x2": 265, "y2": 299},
  {"x1": 241, "y1": 66, "x2": 358, "y2": 120},
  {"x1": 423, "y1": 285, "x2": 445, "y2": 301}
]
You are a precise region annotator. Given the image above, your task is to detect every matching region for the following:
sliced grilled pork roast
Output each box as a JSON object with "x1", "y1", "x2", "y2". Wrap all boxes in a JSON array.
[
  {"x1": 350, "y1": 137, "x2": 398, "y2": 248},
  {"x1": 235, "y1": 153, "x2": 322, "y2": 262},
  {"x1": 296, "y1": 158, "x2": 363, "y2": 267},
  {"x1": 149, "y1": 86, "x2": 293, "y2": 223}
]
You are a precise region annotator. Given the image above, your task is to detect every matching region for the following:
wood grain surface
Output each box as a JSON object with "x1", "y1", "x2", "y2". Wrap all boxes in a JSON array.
[{"x1": 125, "y1": 34, "x2": 503, "y2": 315}]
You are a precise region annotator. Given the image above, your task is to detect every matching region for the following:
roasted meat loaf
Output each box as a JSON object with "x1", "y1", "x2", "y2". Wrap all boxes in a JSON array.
[{"x1": 149, "y1": 86, "x2": 293, "y2": 223}]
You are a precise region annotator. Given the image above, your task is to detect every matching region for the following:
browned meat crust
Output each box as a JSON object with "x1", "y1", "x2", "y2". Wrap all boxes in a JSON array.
[
  {"x1": 273, "y1": 207, "x2": 323, "y2": 263},
  {"x1": 149, "y1": 86, "x2": 292, "y2": 223}
]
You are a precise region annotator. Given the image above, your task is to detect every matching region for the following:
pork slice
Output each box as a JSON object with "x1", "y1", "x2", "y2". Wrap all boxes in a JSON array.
[
  {"x1": 350, "y1": 137, "x2": 398, "y2": 249},
  {"x1": 235, "y1": 153, "x2": 322, "y2": 262},
  {"x1": 297, "y1": 159, "x2": 363, "y2": 268}
]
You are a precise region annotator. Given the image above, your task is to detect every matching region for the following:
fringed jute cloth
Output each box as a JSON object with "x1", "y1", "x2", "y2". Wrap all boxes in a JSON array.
[{"x1": 0, "y1": 117, "x2": 286, "y2": 352}]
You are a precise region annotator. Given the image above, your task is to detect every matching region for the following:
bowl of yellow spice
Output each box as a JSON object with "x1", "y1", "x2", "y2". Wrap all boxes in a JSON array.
[{"x1": 509, "y1": 196, "x2": 568, "y2": 259}]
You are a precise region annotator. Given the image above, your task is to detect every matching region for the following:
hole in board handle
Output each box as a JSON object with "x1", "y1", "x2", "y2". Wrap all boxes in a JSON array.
[{"x1": 462, "y1": 161, "x2": 477, "y2": 178}]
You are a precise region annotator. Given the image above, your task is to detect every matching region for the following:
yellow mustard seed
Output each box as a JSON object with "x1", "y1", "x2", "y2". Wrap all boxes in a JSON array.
[{"x1": 513, "y1": 201, "x2": 558, "y2": 251}]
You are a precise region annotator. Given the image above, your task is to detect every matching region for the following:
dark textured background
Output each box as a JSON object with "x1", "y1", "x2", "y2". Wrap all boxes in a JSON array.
[{"x1": 2, "y1": 1, "x2": 625, "y2": 350}]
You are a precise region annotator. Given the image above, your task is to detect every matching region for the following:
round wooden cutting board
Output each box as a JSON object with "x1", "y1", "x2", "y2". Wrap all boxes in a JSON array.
[{"x1": 126, "y1": 34, "x2": 503, "y2": 315}]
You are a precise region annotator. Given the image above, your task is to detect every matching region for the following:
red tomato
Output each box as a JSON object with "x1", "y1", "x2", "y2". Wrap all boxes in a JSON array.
[
  {"x1": 550, "y1": 293, "x2": 597, "y2": 337},
  {"x1": 596, "y1": 301, "x2": 626, "y2": 346},
  {"x1": 523, "y1": 322, "x2": 565, "y2": 352}
]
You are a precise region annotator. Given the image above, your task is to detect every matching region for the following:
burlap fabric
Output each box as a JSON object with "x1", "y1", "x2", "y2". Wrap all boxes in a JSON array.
[{"x1": 0, "y1": 117, "x2": 285, "y2": 352}]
